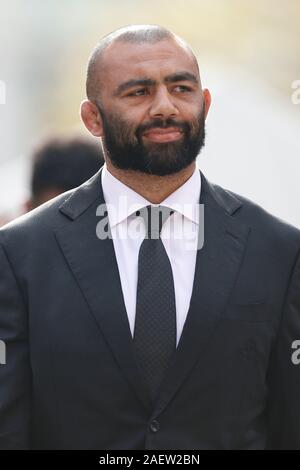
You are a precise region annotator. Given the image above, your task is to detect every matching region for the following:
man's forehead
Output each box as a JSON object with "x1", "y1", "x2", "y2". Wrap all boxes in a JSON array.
[{"x1": 102, "y1": 38, "x2": 198, "y2": 80}]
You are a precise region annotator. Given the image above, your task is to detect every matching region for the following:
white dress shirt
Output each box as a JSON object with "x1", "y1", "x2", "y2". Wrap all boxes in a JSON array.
[{"x1": 101, "y1": 163, "x2": 201, "y2": 347}]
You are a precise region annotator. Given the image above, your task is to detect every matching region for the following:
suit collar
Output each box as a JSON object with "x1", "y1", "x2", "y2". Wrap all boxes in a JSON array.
[
  {"x1": 58, "y1": 166, "x2": 243, "y2": 222},
  {"x1": 58, "y1": 167, "x2": 104, "y2": 221},
  {"x1": 200, "y1": 172, "x2": 243, "y2": 216}
]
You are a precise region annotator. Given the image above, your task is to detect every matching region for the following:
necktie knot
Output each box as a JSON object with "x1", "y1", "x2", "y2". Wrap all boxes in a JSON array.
[{"x1": 136, "y1": 205, "x2": 174, "y2": 239}]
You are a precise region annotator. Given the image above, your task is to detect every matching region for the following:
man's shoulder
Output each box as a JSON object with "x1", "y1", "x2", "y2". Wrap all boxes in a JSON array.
[
  {"x1": 207, "y1": 178, "x2": 300, "y2": 247},
  {"x1": 0, "y1": 189, "x2": 75, "y2": 247},
  {"x1": 0, "y1": 169, "x2": 102, "y2": 249}
]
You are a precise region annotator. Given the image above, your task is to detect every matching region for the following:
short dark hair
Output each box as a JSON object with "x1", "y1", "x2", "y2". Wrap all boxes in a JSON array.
[
  {"x1": 86, "y1": 24, "x2": 198, "y2": 102},
  {"x1": 30, "y1": 135, "x2": 104, "y2": 200}
]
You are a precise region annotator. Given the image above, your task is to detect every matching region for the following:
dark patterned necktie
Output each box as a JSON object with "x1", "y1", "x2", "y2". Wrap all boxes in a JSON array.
[{"x1": 133, "y1": 205, "x2": 176, "y2": 402}]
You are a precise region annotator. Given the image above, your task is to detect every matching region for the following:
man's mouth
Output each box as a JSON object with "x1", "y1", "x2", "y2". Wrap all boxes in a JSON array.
[{"x1": 142, "y1": 127, "x2": 183, "y2": 143}]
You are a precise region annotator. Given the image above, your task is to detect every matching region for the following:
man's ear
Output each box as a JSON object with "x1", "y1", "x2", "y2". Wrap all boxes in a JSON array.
[
  {"x1": 203, "y1": 89, "x2": 211, "y2": 119},
  {"x1": 80, "y1": 100, "x2": 103, "y2": 137}
]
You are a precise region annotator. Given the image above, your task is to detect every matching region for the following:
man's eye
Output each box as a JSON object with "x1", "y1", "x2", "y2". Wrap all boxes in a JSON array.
[
  {"x1": 128, "y1": 89, "x2": 148, "y2": 97},
  {"x1": 174, "y1": 85, "x2": 192, "y2": 93}
]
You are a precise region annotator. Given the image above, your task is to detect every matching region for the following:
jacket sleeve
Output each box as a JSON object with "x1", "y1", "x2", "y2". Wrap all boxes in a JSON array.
[
  {"x1": 266, "y1": 249, "x2": 300, "y2": 449},
  {"x1": 0, "y1": 238, "x2": 31, "y2": 449}
]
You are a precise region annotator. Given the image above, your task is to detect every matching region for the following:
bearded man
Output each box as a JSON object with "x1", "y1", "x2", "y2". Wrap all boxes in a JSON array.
[{"x1": 0, "y1": 25, "x2": 300, "y2": 450}]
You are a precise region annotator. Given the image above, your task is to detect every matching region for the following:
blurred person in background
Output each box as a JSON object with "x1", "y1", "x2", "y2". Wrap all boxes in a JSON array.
[
  {"x1": 25, "y1": 134, "x2": 104, "y2": 210},
  {"x1": 0, "y1": 135, "x2": 104, "y2": 226}
]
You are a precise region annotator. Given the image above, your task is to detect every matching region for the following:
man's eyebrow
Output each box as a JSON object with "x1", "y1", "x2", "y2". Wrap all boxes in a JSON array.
[
  {"x1": 164, "y1": 71, "x2": 198, "y2": 84},
  {"x1": 113, "y1": 78, "x2": 156, "y2": 96},
  {"x1": 113, "y1": 71, "x2": 198, "y2": 96}
]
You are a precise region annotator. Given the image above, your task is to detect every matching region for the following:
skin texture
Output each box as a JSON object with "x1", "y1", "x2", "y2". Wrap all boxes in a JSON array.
[{"x1": 81, "y1": 35, "x2": 211, "y2": 203}]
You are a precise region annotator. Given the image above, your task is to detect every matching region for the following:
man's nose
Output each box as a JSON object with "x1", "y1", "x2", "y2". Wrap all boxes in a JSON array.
[{"x1": 148, "y1": 86, "x2": 179, "y2": 120}]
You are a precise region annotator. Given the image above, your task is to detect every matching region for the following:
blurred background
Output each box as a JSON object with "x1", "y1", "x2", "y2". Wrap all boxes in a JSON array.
[{"x1": 0, "y1": 0, "x2": 299, "y2": 226}]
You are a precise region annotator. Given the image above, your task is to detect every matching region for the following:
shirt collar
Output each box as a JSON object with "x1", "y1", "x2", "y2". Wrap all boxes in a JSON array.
[{"x1": 101, "y1": 162, "x2": 201, "y2": 228}]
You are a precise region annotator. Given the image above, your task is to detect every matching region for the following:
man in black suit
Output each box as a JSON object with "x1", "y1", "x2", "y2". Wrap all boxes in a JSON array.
[{"x1": 0, "y1": 25, "x2": 300, "y2": 450}]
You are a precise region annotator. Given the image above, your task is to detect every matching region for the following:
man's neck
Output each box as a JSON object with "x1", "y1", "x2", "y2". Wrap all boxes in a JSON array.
[{"x1": 105, "y1": 160, "x2": 196, "y2": 204}]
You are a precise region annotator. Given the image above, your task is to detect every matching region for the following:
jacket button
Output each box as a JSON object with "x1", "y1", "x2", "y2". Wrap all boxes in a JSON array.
[{"x1": 149, "y1": 420, "x2": 160, "y2": 433}]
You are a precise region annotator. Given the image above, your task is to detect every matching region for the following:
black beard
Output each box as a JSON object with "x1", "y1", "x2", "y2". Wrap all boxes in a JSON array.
[{"x1": 98, "y1": 105, "x2": 206, "y2": 176}]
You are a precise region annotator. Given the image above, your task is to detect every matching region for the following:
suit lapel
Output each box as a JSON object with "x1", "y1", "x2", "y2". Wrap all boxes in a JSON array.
[
  {"x1": 54, "y1": 168, "x2": 153, "y2": 413},
  {"x1": 54, "y1": 168, "x2": 250, "y2": 417},
  {"x1": 152, "y1": 173, "x2": 251, "y2": 417}
]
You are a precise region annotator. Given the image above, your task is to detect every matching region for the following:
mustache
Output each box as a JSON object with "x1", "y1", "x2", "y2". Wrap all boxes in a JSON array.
[{"x1": 136, "y1": 118, "x2": 191, "y2": 137}]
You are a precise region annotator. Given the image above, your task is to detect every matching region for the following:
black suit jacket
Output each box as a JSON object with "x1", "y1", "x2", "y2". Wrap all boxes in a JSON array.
[{"x1": 0, "y1": 168, "x2": 300, "y2": 449}]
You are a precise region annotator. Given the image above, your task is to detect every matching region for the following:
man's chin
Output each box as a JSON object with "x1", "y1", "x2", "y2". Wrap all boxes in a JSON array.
[{"x1": 139, "y1": 156, "x2": 193, "y2": 176}]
